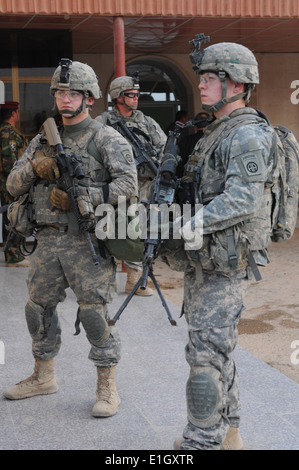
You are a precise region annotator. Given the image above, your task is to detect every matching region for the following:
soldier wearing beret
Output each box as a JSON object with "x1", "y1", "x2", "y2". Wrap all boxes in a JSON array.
[{"x1": 0, "y1": 101, "x2": 27, "y2": 265}]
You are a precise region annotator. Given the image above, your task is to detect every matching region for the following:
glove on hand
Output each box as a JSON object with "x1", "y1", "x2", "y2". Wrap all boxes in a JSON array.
[
  {"x1": 49, "y1": 187, "x2": 71, "y2": 211},
  {"x1": 34, "y1": 150, "x2": 59, "y2": 180},
  {"x1": 77, "y1": 190, "x2": 95, "y2": 230}
]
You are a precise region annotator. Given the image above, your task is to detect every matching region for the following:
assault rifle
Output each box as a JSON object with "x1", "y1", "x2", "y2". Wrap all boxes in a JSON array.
[
  {"x1": 43, "y1": 118, "x2": 99, "y2": 266},
  {"x1": 110, "y1": 119, "x2": 159, "y2": 176},
  {"x1": 109, "y1": 121, "x2": 186, "y2": 327}
]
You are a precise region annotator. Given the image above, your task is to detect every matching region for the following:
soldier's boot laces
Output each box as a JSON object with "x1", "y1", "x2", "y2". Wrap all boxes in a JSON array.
[
  {"x1": 92, "y1": 366, "x2": 120, "y2": 418},
  {"x1": 3, "y1": 358, "x2": 58, "y2": 400},
  {"x1": 125, "y1": 267, "x2": 153, "y2": 296},
  {"x1": 173, "y1": 427, "x2": 244, "y2": 450}
]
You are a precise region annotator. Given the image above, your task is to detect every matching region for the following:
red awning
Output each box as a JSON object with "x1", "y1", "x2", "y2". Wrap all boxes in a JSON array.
[{"x1": 0, "y1": 0, "x2": 298, "y2": 18}]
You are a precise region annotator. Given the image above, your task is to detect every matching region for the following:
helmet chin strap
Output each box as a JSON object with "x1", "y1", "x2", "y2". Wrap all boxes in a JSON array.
[
  {"x1": 60, "y1": 106, "x2": 82, "y2": 119},
  {"x1": 56, "y1": 93, "x2": 89, "y2": 119},
  {"x1": 202, "y1": 71, "x2": 246, "y2": 113},
  {"x1": 120, "y1": 93, "x2": 136, "y2": 112}
]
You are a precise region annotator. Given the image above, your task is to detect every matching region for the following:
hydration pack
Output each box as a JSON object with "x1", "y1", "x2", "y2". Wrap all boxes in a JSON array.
[{"x1": 258, "y1": 111, "x2": 299, "y2": 243}]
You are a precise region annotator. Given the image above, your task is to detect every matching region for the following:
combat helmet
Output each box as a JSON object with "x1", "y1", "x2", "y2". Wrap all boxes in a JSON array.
[
  {"x1": 109, "y1": 75, "x2": 140, "y2": 111},
  {"x1": 109, "y1": 76, "x2": 140, "y2": 100},
  {"x1": 189, "y1": 34, "x2": 259, "y2": 112},
  {"x1": 50, "y1": 59, "x2": 102, "y2": 117}
]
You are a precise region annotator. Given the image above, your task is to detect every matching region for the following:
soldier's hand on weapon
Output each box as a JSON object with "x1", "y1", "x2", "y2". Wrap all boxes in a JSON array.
[
  {"x1": 76, "y1": 189, "x2": 95, "y2": 230},
  {"x1": 34, "y1": 150, "x2": 60, "y2": 180},
  {"x1": 49, "y1": 186, "x2": 71, "y2": 211}
]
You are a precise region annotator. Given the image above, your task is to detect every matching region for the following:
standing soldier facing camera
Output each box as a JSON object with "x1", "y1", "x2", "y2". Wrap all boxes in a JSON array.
[
  {"x1": 97, "y1": 75, "x2": 167, "y2": 296},
  {"x1": 3, "y1": 59, "x2": 137, "y2": 418}
]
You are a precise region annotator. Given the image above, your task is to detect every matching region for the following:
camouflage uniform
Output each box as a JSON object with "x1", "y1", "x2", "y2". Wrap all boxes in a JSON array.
[
  {"x1": 97, "y1": 106, "x2": 167, "y2": 200},
  {"x1": 97, "y1": 78, "x2": 167, "y2": 278},
  {"x1": 6, "y1": 115, "x2": 137, "y2": 367},
  {"x1": 0, "y1": 121, "x2": 26, "y2": 262},
  {"x1": 175, "y1": 39, "x2": 276, "y2": 449}
]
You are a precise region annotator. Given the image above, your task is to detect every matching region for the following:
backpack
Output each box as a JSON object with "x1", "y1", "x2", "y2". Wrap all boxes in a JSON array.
[{"x1": 257, "y1": 111, "x2": 299, "y2": 243}]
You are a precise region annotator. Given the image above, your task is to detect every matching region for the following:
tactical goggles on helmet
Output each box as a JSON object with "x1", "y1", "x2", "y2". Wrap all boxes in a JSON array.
[
  {"x1": 199, "y1": 72, "x2": 223, "y2": 85},
  {"x1": 123, "y1": 92, "x2": 140, "y2": 99}
]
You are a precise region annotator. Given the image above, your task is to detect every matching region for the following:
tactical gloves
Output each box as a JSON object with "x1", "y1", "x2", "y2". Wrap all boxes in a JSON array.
[
  {"x1": 49, "y1": 187, "x2": 95, "y2": 229},
  {"x1": 34, "y1": 150, "x2": 59, "y2": 180},
  {"x1": 49, "y1": 187, "x2": 71, "y2": 211}
]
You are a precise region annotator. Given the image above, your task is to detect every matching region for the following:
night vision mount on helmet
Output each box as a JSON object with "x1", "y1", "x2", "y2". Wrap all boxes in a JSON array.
[
  {"x1": 50, "y1": 58, "x2": 102, "y2": 117},
  {"x1": 189, "y1": 34, "x2": 259, "y2": 112}
]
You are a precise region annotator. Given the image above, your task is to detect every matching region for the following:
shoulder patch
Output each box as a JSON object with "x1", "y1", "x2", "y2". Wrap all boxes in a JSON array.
[
  {"x1": 122, "y1": 149, "x2": 135, "y2": 165},
  {"x1": 234, "y1": 150, "x2": 266, "y2": 182}
]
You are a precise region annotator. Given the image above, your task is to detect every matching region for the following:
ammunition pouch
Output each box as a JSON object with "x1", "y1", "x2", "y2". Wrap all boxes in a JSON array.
[
  {"x1": 96, "y1": 203, "x2": 145, "y2": 263},
  {"x1": 31, "y1": 182, "x2": 69, "y2": 226},
  {"x1": 7, "y1": 193, "x2": 36, "y2": 238},
  {"x1": 188, "y1": 225, "x2": 250, "y2": 274}
]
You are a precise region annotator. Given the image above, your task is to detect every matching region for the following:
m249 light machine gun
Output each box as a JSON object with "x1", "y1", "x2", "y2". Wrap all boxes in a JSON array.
[{"x1": 109, "y1": 121, "x2": 186, "y2": 327}]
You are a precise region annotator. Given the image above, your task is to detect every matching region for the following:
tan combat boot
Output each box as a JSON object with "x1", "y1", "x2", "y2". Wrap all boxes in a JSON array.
[
  {"x1": 92, "y1": 366, "x2": 121, "y2": 417},
  {"x1": 173, "y1": 427, "x2": 244, "y2": 450},
  {"x1": 220, "y1": 427, "x2": 244, "y2": 450},
  {"x1": 125, "y1": 267, "x2": 153, "y2": 296},
  {"x1": 3, "y1": 358, "x2": 58, "y2": 400}
]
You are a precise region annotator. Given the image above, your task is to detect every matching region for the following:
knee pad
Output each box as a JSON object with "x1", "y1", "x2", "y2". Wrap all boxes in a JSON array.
[
  {"x1": 25, "y1": 299, "x2": 45, "y2": 337},
  {"x1": 79, "y1": 305, "x2": 110, "y2": 348},
  {"x1": 25, "y1": 299, "x2": 60, "y2": 340},
  {"x1": 186, "y1": 367, "x2": 223, "y2": 429}
]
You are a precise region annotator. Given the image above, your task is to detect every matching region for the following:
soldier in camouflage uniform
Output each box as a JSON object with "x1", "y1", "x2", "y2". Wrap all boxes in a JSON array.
[
  {"x1": 3, "y1": 60, "x2": 138, "y2": 418},
  {"x1": 97, "y1": 76, "x2": 167, "y2": 296},
  {"x1": 0, "y1": 101, "x2": 27, "y2": 265},
  {"x1": 171, "y1": 39, "x2": 277, "y2": 450}
]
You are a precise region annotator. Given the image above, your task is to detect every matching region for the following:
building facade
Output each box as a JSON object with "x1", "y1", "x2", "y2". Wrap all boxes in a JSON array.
[{"x1": 0, "y1": 0, "x2": 299, "y2": 138}]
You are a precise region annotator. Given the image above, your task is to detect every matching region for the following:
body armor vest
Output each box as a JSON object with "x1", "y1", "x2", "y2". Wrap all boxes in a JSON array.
[
  {"x1": 30, "y1": 120, "x2": 108, "y2": 230},
  {"x1": 183, "y1": 108, "x2": 274, "y2": 274}
]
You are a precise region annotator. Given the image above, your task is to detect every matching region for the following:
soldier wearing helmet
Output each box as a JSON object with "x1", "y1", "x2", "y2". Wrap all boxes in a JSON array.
[
  {"x1": 3, "y1": 59, "x2": 138, "y2": 419},
  {"x1": 97, "y1": 75, "x2": 167, "y2": 296},
  {"x1": 166, "y1": 36, "x2": 277, "y2": 450}
]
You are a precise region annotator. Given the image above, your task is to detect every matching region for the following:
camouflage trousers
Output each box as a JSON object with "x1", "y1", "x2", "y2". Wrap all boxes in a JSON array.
[
  {"x1": 25, "y1": 227, "x2": 121, "y2": 367},
  {"x1": 181, "y1": 267, "x2": 250, "y2": 450}
]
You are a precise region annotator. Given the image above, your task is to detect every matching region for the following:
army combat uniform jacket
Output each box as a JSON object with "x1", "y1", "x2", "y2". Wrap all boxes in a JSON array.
[
  {"x1": 6, "y1": 116, "x2": 137, "y2": 366},
  {"x1": 184, "y1": 107, "x2": 276, "y2": 274},
  {"x1": 97, "y1": 107, "x2": 167, "y2": 199},
  {"x1": 0, "y1": 122, "x2": 27, "y2": 262}
]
